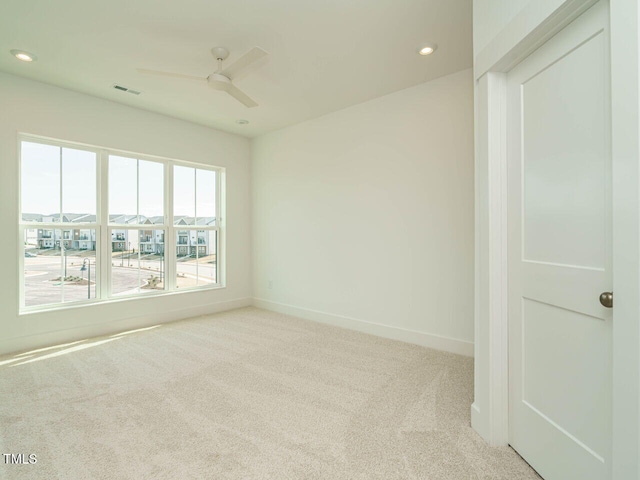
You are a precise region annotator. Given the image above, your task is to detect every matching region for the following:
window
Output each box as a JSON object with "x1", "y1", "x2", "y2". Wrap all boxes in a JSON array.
[
  {"x1": 108, "y1": 155, "x2": 166, "y2": 297},
  {"x1": 20, "y1": 136, "x2": 223, "y2": 311},
  {"x1": 173, "y1": 166, "x2": 218, "y2": 288},
  {"x1": 21, "y1": 142, "x2": 98, "y2": 308}
]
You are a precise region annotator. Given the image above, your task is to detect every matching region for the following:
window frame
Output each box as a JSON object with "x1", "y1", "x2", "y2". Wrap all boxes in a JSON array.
[{"x1": 18, "y1": 134, "x2": 225, "y2": 314}]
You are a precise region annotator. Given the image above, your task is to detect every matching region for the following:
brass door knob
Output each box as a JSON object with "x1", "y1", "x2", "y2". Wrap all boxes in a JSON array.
[{"x1": 599, "y1": 292, "x2": 613, "y2": 308}]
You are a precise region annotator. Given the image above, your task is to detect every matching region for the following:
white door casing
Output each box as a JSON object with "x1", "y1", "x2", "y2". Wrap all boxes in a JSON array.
[{"x1": 507, "y1": 1, "x2": 611, "y2": 479}]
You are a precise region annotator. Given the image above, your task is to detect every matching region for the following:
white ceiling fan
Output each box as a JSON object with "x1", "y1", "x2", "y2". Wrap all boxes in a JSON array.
[{"x1": 138, "y1": 46, "x2": 268, "y2": 108}]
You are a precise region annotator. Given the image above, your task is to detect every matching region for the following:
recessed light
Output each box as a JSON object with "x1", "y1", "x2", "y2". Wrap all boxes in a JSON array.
[
  {"x1": 10, "y1": 49, "x2": 37, "y2": 62},
  {"x1": 418, "y1": 44, "x2": 437, "y2": 56},
  {"x1": 236, "y1": 119, "x2": 249, "y2": 125}
]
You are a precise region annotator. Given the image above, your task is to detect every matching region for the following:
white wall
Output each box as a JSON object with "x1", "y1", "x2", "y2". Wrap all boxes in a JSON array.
[
  {"x1": 473, "y1": 0, "x2": 590, "y2": 77},
  {"x1": 0, "y1": 72, "x2": 252, "y2": 356},
  {"x1": 473, "y1": 0, "x2": 529, "y2": 55},
  {"x1": 252, "y1": 68, "x2": 475, "y2": 356}
]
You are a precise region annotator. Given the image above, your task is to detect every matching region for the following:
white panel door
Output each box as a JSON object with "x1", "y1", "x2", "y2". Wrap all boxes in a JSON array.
[{"x1": 507, "y1": 2, "x2": 612, "y2": 479}]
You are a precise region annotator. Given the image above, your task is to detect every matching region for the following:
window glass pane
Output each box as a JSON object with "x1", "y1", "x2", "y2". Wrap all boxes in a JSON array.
[
  {"x1": 198, "y1": 230, "x2": 218, "y2": 285},
  {"x1": 24, "y1": 228, "x2": 98, "y2": 308},
  {"x1": 61, "y1": 230, "x2": 97, "y2": 303},
  {"x1": 62, "y1": 147, "x2": 96, "y2": 218},
  {"x1": 175, "y1": 230, "x2": 217, "y2": 288},
  {"x1": 24, "y1": 227, "x2": 38, "y2": 251},
  {"x1": 196, "y1": 169, "x2": 216, "y2": 225},
  {"x1": 111, "y1": 230, "x2": 127, "y2": 252},
  {"x1": 21, "y1": 141, "x2": 60, "y2": 221},
  {"x1": 176, "y1": 230, "x2": 195, "y2": 288},
  {"x1": 24, "y1": 229, "x2": 62, "y2": 307},
  {"x1": 109, "y1": 156, "x2": 137, "y2": 223},
  {"x1": 174, "y1": 166, "x2": 195, "y2": 225},
  {"x1": 111, "y1": 230, "x2": 140, "y2": 296},
  {"x1": 139, "y1": 160, "x2": 164, "y2": 223},
  {"x1": 111, "y1": 229, "x2": 165, "y2": 296}
]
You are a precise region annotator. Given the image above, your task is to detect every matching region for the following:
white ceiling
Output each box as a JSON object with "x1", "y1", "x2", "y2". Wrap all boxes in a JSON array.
[{"x1": 0, "y1": 0, "x2": 472, "y2": 138}]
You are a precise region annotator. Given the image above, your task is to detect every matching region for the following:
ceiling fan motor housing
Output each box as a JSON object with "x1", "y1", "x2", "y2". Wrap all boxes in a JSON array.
[{"x1": 207, "y1": 73, "x2": 232, "y2": 91}]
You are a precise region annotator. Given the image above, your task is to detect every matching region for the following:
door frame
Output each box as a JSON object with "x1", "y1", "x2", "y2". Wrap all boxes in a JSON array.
[{"x1": 472, "y1": 0, "x2": 640, "y2": 477}]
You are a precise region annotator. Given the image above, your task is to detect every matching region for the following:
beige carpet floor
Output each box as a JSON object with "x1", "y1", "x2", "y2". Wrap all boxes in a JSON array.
[{"x1": 0, "y1": 307, "x2": 541, "y2": 480}]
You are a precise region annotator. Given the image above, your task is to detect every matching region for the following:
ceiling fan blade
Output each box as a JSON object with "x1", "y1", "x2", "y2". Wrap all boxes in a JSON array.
[
  {"x1": 227, "y1": 84, "x2": 258, "y2": 108},
  {"x1": 137, "y1": 68, "x2": 207, "y2": 82},
  {"x1": 220, "y1": 47, "x2": 268, "y2": 79}
]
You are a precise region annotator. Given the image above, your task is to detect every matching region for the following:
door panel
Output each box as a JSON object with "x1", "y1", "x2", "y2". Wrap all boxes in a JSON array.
[
  {"x1": 522, "y1": 30, "x2": 608, "y2": 270},
  {"x1": 522, "y1": 298, "x2": 611, "y2": 458},
  {"x1": 508, "y1": 1, "x2": 612, "y2": 479}
]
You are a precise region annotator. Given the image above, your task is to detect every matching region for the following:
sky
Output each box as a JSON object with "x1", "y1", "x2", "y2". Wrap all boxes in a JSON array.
[{"x1": 21, "y1": 142, "x2": 216, "y2": 222}]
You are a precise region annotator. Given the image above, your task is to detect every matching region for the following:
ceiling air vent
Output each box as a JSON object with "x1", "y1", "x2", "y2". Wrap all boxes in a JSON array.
[{"x1": 112, "y1": 84, "x2": 141, "y2": 95}]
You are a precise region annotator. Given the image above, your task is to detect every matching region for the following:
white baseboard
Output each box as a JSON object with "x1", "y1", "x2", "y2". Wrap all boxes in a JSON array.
[
  {"x1": 252, "y1": 298, "x2": 474, "y2": 357},
  {"x1": 0, "y1": 297, "x2": 252, "y2": 357},
  {"x1": 471, "y1": 402, "x2": 486, "y2": 439}
]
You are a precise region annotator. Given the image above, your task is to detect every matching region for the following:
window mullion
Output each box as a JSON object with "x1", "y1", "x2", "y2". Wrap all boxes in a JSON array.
[
  {"x1": 60, "y1": 234, "x2": 65, "y2": 303},
  {"x1": 194, "y1": 169, "x2": 199, "y2": 285},
  {"x1": 217, "y1": 169, "x2": 224, "y2": 287},
  {"x1": 18, "y1": 225, "x2": 25, "y2": 308},
  {"x1": 165, "y1": 162, "x2": 176, "y2": 291},
  {"x1": 136, "y1": 159, "x2": 140, "y2": 224},
  {"x1": 59, "y1": 146, "x2": 63, "y2": 223},
  {"x1": 99, "y1": 150, "x2": 110, "y2": 299},
  {"x1": 59, "y1": 148, "x2": 64, "y2": 302}
]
